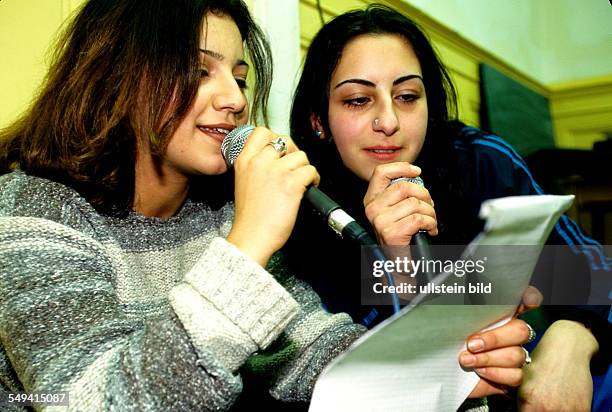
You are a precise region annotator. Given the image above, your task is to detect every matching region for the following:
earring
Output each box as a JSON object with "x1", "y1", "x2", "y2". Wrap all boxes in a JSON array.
[{"x1": 314, "y1": 130, "x2": 322, "y2": 138}]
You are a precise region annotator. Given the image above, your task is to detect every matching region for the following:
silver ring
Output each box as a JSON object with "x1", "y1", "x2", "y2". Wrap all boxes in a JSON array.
[
  {"x1": 521, "y1": 347, "x2": 532, "y2": 367},
  {"x1": 525, "y1": 323, "x2": 536, "y2": 343},
  {"x1": 267, "y1": 136, "x2": 287, "y2": 157}
]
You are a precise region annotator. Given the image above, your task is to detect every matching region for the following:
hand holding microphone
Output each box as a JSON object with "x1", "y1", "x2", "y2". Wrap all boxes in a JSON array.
[
  {"x1": 363, "y1": 162, "x2": 438, "y2": 247},
  {"x1": 223, "y1": 125, "x2": 377, "y2": 253},
  {"x1": 224, "y1": 126, "x2": 320, "y2": 266}
]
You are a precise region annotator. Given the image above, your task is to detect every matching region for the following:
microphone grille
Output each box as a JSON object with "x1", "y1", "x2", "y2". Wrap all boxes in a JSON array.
[
  {"x1": 388, "y1": 176, "x2": 424, "y2": 187},
  {"x1": 221, "y1": 124, "x2": 255, "y2": 166}
]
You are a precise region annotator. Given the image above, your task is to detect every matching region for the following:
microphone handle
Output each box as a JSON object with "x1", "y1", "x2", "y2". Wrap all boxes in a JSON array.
[
  {"x1": 412, "y1": 231, "x2": 431, "y2": 261},
  {"x1": 303, "y1": 186, "x2": 340, "y2": 217},
  {"x1": 412, "y1": 231, "x2": 434, "y2": 283},
  {"x1": 304, "y1": 186, "x2": 376, "y2": 245}
]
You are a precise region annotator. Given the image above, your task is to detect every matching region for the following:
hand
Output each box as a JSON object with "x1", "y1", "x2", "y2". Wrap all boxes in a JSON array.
[
  {"x1": 462, "y1": 318, "x2": 532, "y2": 398},
  {"x1": 227, "y1": 127, "x2": 319, "y2": 266},
  {"x1": 363, "y1": 162, "x2": 437, "y2": 246},
  {"x1": 518, "y1": 320, "x2": 597, "y2": 412},
  {"x1": 461, "y1": 286, "x2": 543, "y2": 398}
]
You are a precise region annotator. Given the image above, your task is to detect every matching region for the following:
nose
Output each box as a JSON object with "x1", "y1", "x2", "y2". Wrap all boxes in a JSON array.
[
  {"x1": 212, "y1": 74, "x2": 247, "y2": 115},
  {"x1": 372, "y1": 98, "x2": 399, "y2": 136}
]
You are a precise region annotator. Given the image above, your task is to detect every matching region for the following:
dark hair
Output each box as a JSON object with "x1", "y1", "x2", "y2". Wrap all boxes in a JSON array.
[
  {"x1": 0, "y1": 0, "x2": 272, "y2": 215},
  {"x1": 290, "y1": 4, "x2": 466, "y2": 242}
]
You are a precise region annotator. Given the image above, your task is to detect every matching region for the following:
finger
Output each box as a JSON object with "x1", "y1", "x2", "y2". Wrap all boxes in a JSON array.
[
  {"x1": 278, "y1": 150, "x2": 311, "y2": 171},
  {"x1": 364, "y1": 187, "x2": 435, "y2": 229},
  {"x1": 380, "y1": 208, "x2": 438, "y2": 236},
  {"x1": 364, "y1": 162, "x2": 421, "y2": 203},
  {"x1": 467, "y1": 319, "x2": 531, "y2": 352},
  {"x1": 516, "y1": 286, "x2": 543, "y2": 315},
  {"x1": 238, "y1": 126, "x2": 276, "y2": 156},
  {"x1": 459, "y1": 346, "x2": 527, "y2": 369},
  {"x1": 368, "y1": 196, "x2": 435, "y2": 228},
  {"x1": 276, "y1": 134, "x2": 300, "y2": 155},
  {"x1": 238, "y1": 128, "x2": 299, "y2": 161},
  {"x1": 397, "y1": 213, "x2": 437, "y2": 236},
  {"x1": 386, "y1": 179, "x2": 433, "y2": 206},
  {"x1": 234, "y1": 127, "x2": 283, "y2": 168},
  {"x1": 392, "y1": 196, "x2": 436, "y2": 220},
  {"x1": 365, "y1": 180, "x2": 433, "y2": 212},
  {"x1": 249, "y1": 135, "x2": 297, "y2": 166},
  {"x1": 291, "y1": 165, "x2": 320, "y2": 189},
  {"x1": 374, "y1": 213, "x2": 437, "y2": 241},
  {"x1": 473, "y1": 366, "x2": 523, "y2": 388}
]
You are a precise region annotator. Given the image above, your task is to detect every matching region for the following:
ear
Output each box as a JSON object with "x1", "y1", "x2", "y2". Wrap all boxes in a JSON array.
[{"x1": 309, "y1": 113, "x2": 325, "y2": 139}]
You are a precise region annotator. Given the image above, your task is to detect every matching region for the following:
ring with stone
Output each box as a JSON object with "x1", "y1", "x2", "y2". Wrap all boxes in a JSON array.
[
  {"x1": 525, "y1": 323, "x2": 537, "y2": 343},
  {"x1": 267, "y1": 136, "x2": 288, "y2": 157},
  {"x1": 521, "y1": 347, "x2": 532, "y2": 367}
]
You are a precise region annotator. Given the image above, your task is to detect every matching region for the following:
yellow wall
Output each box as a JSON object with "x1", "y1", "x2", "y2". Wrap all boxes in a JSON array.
[
  {"x1": 0, "y1": 0, "x2": 85, "y2": 130},
  {"x1": 549, "y1": 75, "x2": 612, "y2": 150},
  {"x1": 298, "y1": 0, "x2": 612, "y2": 151}
]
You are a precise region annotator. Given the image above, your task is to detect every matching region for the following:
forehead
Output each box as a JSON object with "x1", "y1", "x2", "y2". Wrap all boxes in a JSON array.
[
  {"x1": 333, "y1": 34, "x2": 422, "y2": 79},
  {"x1": 200, "y1": 13, "x2": 244, "y2": 58}
]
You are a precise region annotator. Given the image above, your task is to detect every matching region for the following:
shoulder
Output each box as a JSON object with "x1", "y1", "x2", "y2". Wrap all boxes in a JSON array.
[
  {"x1": 453, "y1": 123, "x2": 523, "y2": 171},
  {"x1": 0, "y1": 170, "x2": 104, "y2": 237},
  {"x1": 450, "y1": 122, "x2": 539, "y2": 197}
]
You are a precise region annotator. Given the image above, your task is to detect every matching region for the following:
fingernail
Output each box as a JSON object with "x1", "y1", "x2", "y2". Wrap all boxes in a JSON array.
[
  {"x1": 468, "y1": 338, "x2": 485, "y2": 352},
  {"x1": 524, "y1": 289, "x2": 540, "y2": 305},
  {"x1": 475, "y1": 368, "x2": 487, "y2": 375},
  {"x1": 411, "y1": 165, "x2": 422, "y2": 174},
  {"x1": 460, "y1": 354, "x2": 476, "y2": 367}
]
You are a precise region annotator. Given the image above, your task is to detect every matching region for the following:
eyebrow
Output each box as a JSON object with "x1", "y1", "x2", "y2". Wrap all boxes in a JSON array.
[
  {"x1": 334, "y1": 74, "x2": 423, "y2": 89},
  {"x1": 199, "y1": 48, "x2": 248, "y2": 67}
]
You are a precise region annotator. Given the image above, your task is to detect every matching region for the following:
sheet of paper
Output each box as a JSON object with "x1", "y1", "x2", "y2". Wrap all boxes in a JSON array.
[{"x1": 309, "y1": 195, "x2": 574, "y2": 412}]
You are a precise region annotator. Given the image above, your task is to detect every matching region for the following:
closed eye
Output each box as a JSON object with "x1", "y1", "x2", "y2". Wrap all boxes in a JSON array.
[
  {"x1": 343, "y1": 96, "x2": 370, "y2": 108},
  {"x1": 235, "y1": 78, "x2": 248, "y2": 90},
  {"x1": 397, "y1": 94, "x2": 418, "y2": 103}
]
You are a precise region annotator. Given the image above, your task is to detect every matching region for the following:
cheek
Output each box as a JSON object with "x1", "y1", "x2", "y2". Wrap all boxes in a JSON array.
[
  {"x1": 237, "y1": 100, "x2": 249, "y2": 125},
  {"x1": 328, "y1": 109, "x2": 367, "y2": 155},
  {"x1": 401, "y1": 106, "x2": 428, "y2": 160},
  {"x1": 164, "y1": 133, "x2": 187, "y2": 164}
]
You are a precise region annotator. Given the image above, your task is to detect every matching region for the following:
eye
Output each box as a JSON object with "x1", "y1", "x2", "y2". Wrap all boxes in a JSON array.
[
  {"x1": 343, "y1": 96, "x2": 370, "y2": 108},
  {"x1": 397, "y1": 93, "x2": 418, "y2": 103},
  {"x1": 200, "y1": 68, "x2": 209, "y2": 78},
  {"x1": 235, "y1": 78, "x2": 248, "y2": 90}
]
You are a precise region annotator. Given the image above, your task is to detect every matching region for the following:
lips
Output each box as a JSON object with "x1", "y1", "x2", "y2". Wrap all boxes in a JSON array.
[
  {"x1": 363, "y1": 146, "x2": 402, "y2": 161},
  {"x1": 197, "y1": 124, "x2": 235, "y2": 144}
]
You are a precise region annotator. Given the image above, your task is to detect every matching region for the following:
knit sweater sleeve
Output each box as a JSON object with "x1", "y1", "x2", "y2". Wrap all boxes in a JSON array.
[
  {"x1": 241, "y1": 253, "x2": 367, "y2": 402},
  {"x1": 0, "y1": 216, "x2": 302, "y2": 411},
  {"x1": 0, "y1": 173, "x2": 301, "y2": 410}
]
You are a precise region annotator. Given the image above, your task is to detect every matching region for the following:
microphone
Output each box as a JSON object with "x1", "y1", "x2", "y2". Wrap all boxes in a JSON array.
[
  {"x1": 222, "y1": 125, "x2": 376, "y2": 245},
  {"x1": 389, "y1": 177, "x2": 434, "y2": 282}
]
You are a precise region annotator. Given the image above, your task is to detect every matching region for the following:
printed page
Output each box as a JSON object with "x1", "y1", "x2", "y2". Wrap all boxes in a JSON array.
[{"x1": 309, "y1": 195, "x2": 574, "y2": 412}]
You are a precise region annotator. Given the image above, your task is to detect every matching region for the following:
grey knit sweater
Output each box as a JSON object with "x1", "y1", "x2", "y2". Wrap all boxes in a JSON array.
[{"x1": 0, "y1": 170, "x2": 365, "y2": 411}]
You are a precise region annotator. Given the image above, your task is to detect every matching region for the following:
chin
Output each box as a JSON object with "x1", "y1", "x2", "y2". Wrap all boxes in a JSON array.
[
  {"x1": 200, "y1": 156, "x2": 229, "y2": 176},
  {"x1": 357, "y1": 169, "x2": 374, "y2": 182},
  {"x1": 207, "y1": 165, "x2": 228, "y2": 176}
]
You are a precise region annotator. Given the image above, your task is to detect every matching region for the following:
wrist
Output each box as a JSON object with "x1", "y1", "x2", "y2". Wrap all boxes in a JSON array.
[
  {"x1": 226, "y1": 230, "x2": 272, "y2": 267},
  {"x1": 545, "y1": 320, "x2": 599, "y2": 360}
]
